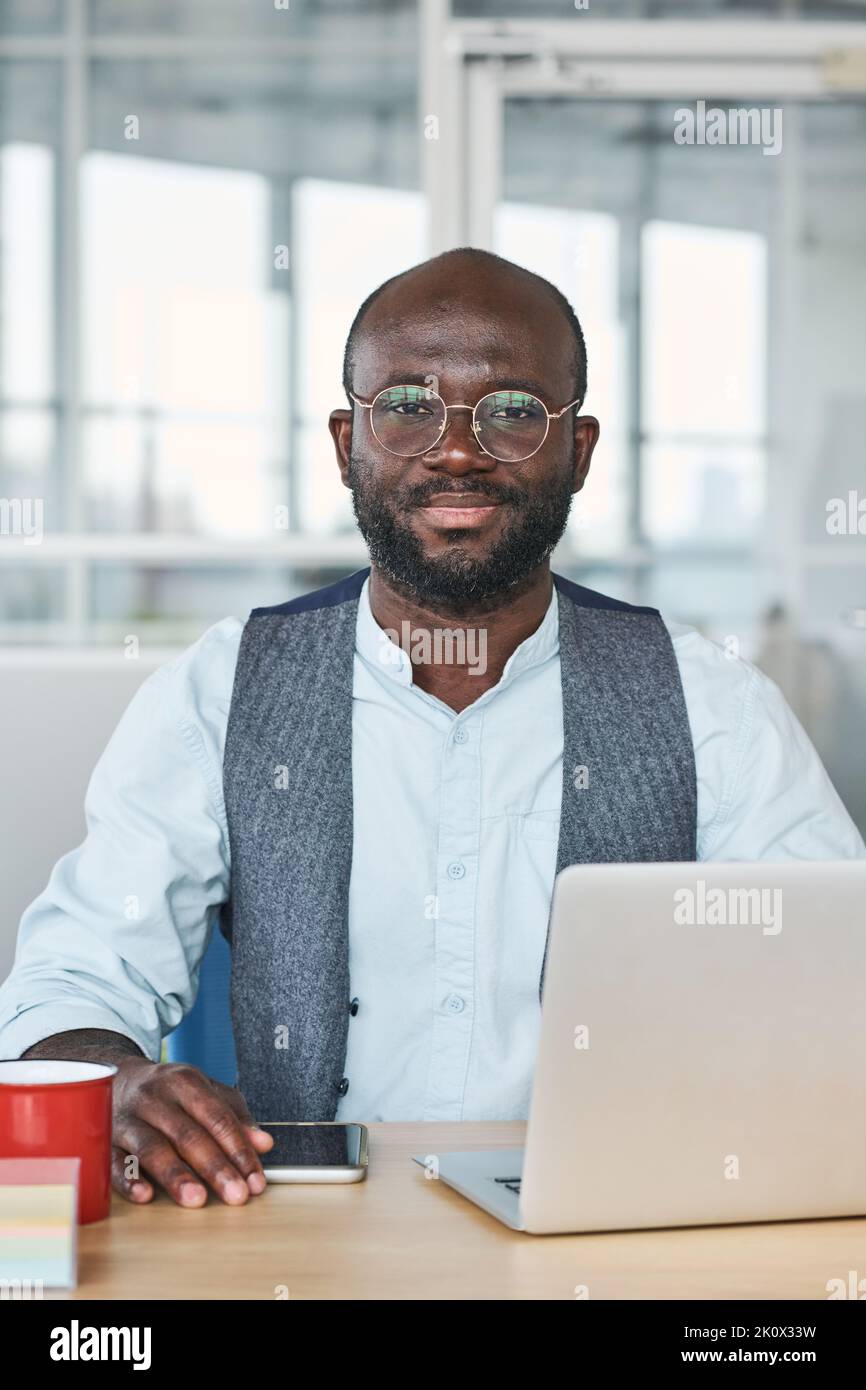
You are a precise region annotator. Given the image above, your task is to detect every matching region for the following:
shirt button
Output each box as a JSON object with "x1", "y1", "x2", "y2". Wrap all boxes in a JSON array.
[
  {"x1": 453, "y1": 727, "x2": 469, "y2": 744},
  {"x1": 446, "y1": 994, "x2": 465, "y2": 1014},
  {"x1": 447, "y1": 861, "x2": 466, "y2": 880},
  {"x1": 349, "y1": 997, "x2": 360, "y2": 1017},
  {"x1": 336, "y1": 1077, "x2": 350, "y2": 1096}
]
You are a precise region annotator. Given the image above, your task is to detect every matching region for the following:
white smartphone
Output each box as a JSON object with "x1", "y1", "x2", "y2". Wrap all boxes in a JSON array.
[{"x1": 259, "y1": 1121, "x2": 368, "y2": 1183}]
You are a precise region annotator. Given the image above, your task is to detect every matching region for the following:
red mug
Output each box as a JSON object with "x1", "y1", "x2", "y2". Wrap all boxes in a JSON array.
[{"x1": 0, "y1": 1060, "x2": 116, "y2": 1224}]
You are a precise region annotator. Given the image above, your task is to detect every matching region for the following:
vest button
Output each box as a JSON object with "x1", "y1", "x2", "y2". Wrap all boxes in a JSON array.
[
  {"x1": 336, "y1": 1077, "x2": 350, "y2": 1096},
  {"x1": 349, "y1": 997, "x2": 360, "y2": 1016}
]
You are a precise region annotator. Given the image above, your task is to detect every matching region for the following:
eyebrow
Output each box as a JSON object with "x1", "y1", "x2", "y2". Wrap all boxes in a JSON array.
[{"x1": 374, "y1": 373, "x2": 555, "y2": 399}]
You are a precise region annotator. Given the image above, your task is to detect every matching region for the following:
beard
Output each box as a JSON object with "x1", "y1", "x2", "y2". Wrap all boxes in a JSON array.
[{"x1": 347, "y1": 445, "x2": 575, "y2": 614}]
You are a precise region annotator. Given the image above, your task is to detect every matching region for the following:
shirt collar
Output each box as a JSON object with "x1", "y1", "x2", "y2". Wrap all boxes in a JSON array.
[{"x1": 355, "y1": 576, "x2": 559, "y2": 693}]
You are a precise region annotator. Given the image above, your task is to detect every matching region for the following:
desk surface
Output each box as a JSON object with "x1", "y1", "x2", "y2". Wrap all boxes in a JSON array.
[{"x1": 61, "y1": 1123, "x2": 866, "y2": 1300}]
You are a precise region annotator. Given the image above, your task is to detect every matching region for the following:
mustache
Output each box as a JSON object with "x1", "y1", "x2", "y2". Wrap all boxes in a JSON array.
[{"x1": 397, "y1": 478, "x2": 526, "y2": 508}]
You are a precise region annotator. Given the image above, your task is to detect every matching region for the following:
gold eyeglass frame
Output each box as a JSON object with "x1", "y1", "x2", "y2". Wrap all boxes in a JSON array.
[{"x1": 349, "y1": 384, "x2": 583, "y2": 463}]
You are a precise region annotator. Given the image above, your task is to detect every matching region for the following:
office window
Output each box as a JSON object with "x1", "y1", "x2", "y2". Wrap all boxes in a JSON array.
[
  {"x1": 0, "y1": 5, "x2": 418, "y2": 640},
  {"x1": 87, "y1": 0, "x2": 416, "y2": 41},
  {"x1": 1, "y1": 144, "x2": 53, "y2": 403},
  {"x1": 81, "y1": 152, "x2": 287, "y2": 538},
  {"x1": 495, "y1": 203, "x2": 628, "y2": 556},
  {"x1": 0, "y1": 140, "x2": 56, "y2": 531},
  {"x1": 0, "y1": 83, "x2": 61, "y2": 630},
  {"x1": 641, "y1": 220, "x2": 767, "y2": 547},
  {"x1": 454, "y1": 0, "x2": 860, "y2": 16},
  {"x1": 293, "y1": 178, "x2": 426, "y2": 535},
  {"x1": 0, "y1": 1, "x2": 63, "y2": 33}
]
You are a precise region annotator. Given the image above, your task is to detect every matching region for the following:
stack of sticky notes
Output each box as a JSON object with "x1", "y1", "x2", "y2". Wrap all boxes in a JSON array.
[{"x1": 0, "y1": 1158, "x2": 79, "y2": 1289}]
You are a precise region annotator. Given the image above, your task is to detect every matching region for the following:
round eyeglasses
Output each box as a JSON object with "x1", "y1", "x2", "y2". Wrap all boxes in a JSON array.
[{"x1": 350, "y1": 384, "x2": 582, "y2": 464}]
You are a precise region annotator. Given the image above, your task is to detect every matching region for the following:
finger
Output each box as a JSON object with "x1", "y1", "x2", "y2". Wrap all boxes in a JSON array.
[
  {"x1": 211, "y1": 1080, "x2": 255, "y2": 1126},
  {"x1": 208, "y1": 1084, "x2": 272, "y2": 1150},
  {"x1": 213, "y1": 1083, "x2": 274, "y2": 1148},
  {"x1": 136, "y1": 1065, "x2": 265, "y2": 1192},
  {"x1": 115, "y1": 1118, "x2": 209, "y2": 1208},
  {"x1": 211, "y1": 1083, "x2": 274, "y2": 1154},
  {"x1": 136, "y1": 1098, "x2": 256, "y2": 1204},
  {"x1": 111, "y1": 1145, "x2": 154, "y2": 1204},
  {"x1": 247, "y1": 1125, "x2": 275, "y2": 1154},
  {"x1": 169, "y1": 1072, "x2": 269, "y2": 1189}
]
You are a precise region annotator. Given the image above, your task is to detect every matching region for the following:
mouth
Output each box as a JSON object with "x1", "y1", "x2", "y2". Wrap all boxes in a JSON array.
[{"x1": 416, "y1": 493, "x2": 504, "y2": 530}]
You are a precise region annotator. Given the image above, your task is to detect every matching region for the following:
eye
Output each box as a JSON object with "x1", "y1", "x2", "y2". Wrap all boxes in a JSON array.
[
  {"x1": 389, "y1": 399, "x2": 434, "y2": 417},
  {"x1": 377, "y1": 387, "x2": 437, "y2": 419},
  {"x1": 486, "y1": 394, "x2": 544, "y2": 422}
]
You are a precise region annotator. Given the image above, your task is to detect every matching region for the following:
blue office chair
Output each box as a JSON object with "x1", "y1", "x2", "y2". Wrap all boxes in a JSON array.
[{"x1": 165, "y1": 928, "x2": 238, "y2": 1086}]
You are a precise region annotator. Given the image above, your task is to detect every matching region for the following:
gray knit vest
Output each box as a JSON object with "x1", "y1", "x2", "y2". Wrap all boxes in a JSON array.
[{"x1": 221, "y1": 567, "x2": 696, "y2": 1120}]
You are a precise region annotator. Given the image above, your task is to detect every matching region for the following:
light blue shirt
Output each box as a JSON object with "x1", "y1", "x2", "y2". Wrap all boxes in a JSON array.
[{"x1": 1, "y1": 578, "x2": 863, "y2": 1121}]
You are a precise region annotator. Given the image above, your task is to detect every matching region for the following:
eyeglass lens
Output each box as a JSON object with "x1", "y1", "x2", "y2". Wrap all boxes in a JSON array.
[{"x1": 369, "y1": 385, "x2": 550, "y2": 462}]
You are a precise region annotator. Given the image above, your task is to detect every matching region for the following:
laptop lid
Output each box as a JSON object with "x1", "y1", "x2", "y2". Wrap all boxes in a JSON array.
[{"x1": 520, "y1": 860, "x2": 866, "y2": 1235}]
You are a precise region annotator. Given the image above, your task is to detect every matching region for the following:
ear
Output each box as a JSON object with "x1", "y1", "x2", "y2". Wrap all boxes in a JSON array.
[
  {"x1": 329, "y1": 408, "x2": 353, "y2": 489},
  {"x1": 572, "y1": 415, "x2": 600, "y2": 494}
]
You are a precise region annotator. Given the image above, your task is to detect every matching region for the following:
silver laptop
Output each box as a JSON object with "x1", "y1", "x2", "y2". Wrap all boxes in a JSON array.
[{"x1": 414, "y1": 860, "x2": 866, "y2": 1234}]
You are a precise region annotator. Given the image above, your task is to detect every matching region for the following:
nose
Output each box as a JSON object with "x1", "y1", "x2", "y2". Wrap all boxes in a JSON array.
[{"x1": 422, "y1": 406, "x2": 496, "y2": 476}]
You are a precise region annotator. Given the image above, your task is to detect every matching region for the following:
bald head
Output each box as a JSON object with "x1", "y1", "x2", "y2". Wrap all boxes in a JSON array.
[{"x1": 342, "y1": 247, "x2": 587, "y2": 406}]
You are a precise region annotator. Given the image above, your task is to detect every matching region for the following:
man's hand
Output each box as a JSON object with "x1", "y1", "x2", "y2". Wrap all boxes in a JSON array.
[
  {"x1": 111, "y1": 1057, "x2": 274, "y2": 1207},
  {"x1": 23, "y1": 1029, "x2": 273, "y2": 1207}
]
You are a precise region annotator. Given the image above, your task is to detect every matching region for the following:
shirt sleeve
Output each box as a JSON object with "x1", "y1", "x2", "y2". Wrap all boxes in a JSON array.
[
  {"x1": 692, "y1": 645, "x2": 866, "y2": 863},
  {"x1": 0, "y1": 619, "x2": 240, "y2": 1061}
]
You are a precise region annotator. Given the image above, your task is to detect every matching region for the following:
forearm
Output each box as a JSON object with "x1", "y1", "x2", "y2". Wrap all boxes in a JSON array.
[
  {"x1": 1, "y1": 655, "x2": 232, "y2": 1068},
  {"x1": 22, "y1": 1028, "x2": 146, "y2": 1067}
]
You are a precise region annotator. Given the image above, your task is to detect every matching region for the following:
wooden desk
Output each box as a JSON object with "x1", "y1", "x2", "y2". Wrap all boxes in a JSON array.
[{"x1": 58, "y1": 1123, "x2": 866, "y2": 1300}]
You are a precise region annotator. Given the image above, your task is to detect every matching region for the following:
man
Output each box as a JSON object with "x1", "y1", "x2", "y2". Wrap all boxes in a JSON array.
[{"x1": 1, "y1": 249, "x2": 863, "y2": 1210}]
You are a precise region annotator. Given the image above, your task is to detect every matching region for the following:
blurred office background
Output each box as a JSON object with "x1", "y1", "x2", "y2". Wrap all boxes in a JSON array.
[{"x1": 1, "y1": 0, "x2": 865, "y2": 974}]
